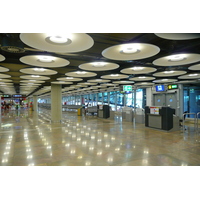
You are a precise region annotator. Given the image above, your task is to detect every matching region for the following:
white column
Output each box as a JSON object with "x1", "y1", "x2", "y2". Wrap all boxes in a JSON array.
[
  {"x1": 33, "y1": 95, "x2": 38, "y2": 111},
  {"x1": 146, "y1": 87, "x2": 153, "y2": 106},
  {"x1": 51, "y1": 84, "x2": 62, "y2": 123}
]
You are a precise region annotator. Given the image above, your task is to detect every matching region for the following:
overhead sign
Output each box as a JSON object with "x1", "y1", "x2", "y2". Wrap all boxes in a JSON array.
[
  {"x1": 123, "y1": 85, "x2": 132, "y2": 91},
  {"x1": 1, "y1": 94, "x2": 11, "y2": 98},
  {"x1": 168, "y1": 84, "x2": 178, "y2": 90}
]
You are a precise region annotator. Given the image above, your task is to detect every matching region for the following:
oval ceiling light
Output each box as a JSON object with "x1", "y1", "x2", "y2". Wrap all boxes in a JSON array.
[
  {"x1": 20, "y1": 80, "x2": 45, "y2": 83},
  {"x1": 101, "y1": 74, "x2": 129, "y2": 79},
  {"x1": 51, "y1": 81, "x2": 73, "y2": 84},
  {"x1": 135, "y1": 82, "x2": 154, "y2": 86},
  {"x1": 79, "y1": 61, "x2": 119, "y2": 71},
  {"x1": 129, "y1": 76, "x2": 155, "y2": 81},
  {"x1": 0, "y1": 73, "x2": 11, "y2": 78},
  {"x1": 155, "y1": 33, "x2": 200, "y2": 40},
  {"x1": 121, "y1": 66, "x2": 157, "y2": 74},
  {"x1": 112, "y1": 80, "x2": 134, "y2": 84},
  {"x1": 153, "y1": 79, "x2": 177, "y2": 83},
  {"x1": 20, "y1": 55, "x2": 70, "y2": 68},
  {"x1": 102, "y1": 43, "x2": 160, "y2": 61},
  {"x1": 87, "y1": 79, "x2": 111, "y2": 83},
  {"x1": 20, "y1": 68, "x2": 57, "y2": 75},
  {"x1": 178, "y1": 73, "x2": 200, "y2": 79},
  {"x1": 65, "y1": 71, "x2": 97, "y2": 78},
  {"x1": 188, "y1": 63, "x2": 200, "y2": 70},
  {"x1": 57, "y1": 77, "x2": 83, "y2": 82},
  {"x1": 0, "y1": 66, "x2": 9, "y2": 72},
  {"x1": 0, "y1": 79, "x2": 12, "y2": 82},
  {"x1": 20, "y1": 75, "x2": 50, "y2": 80},
  {"x1": 0, "y1": 54, "x2": 5, "y2": 62},
  {"x1": 20, "y1": 33, "x2": 94, "y2": 53},
  {"x1": 153, "y1": 53, "x2": 200, "y2": 66},
  {"x1": 153, "y1": 70, "x2": 187, "y2": 77}
]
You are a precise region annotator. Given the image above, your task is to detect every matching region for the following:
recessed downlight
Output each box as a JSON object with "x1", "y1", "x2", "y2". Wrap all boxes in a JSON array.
[
  {"x1": 189, "y1": 74, "x2": 198, "y2": 76},
  {"x1": 76, "y1": 71, "x2": 87, "y2": 74},
  {"x1": 45, "y1": 34, "x2": 72, "y2": 45},
  {"x1": 50, "y1": 36, "x2": 69, "y2": 43},
  {"x1": 33, "y1": 68, "x2": 46, "y2": 72},
  {"x1": 131, "y1": 66, "x2": 144, "y2": 71},
  {"x1": 164, "y1": 71, "x2": 174, "y2": 74},
  {"x1": 37, "y1": 56, "x2": 54, "y2": 63},
  {"x1": 120, "y1": 44, "x2": 141, "y2": 54},
  {"x1": 168, "y1": 54, "x2": 186, "y2": 62},
  {"x1": 66, "y1": 77, "x2": 73, "y2": 79},
  {"x1": 93, "y1": 62, "x2": 106, "y2": 67},
  {"x1": 138, "y1": 76, "x2": 146, "y2": 79}
]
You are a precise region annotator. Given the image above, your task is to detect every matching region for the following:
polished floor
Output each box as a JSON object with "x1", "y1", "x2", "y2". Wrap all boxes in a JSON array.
[{"x1": 0, "y1": 108, "x2": 200, "y2": 166}]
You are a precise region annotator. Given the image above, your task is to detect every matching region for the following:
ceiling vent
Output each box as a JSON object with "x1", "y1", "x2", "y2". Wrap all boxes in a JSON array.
[{"x1": 1, "y1": 46, "x2": 25, "y2": 53}]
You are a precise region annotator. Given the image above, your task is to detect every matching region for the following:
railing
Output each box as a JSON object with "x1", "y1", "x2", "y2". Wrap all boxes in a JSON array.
[{"x1": 182, "y1": 113, "x2": 197, "y2": 132}]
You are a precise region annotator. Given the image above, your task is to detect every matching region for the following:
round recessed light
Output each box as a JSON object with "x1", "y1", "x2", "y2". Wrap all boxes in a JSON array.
[
  {"x1": 189, "y1": 74, "x2": 198, "y2": 76},
  {"x1": 76, "y1": 71, "x2": 87, "y2": 74},
  {"x1": 164, "y1": 71, "x2": 174, "y2": 74},
  {"x1": 120, "y1": 44, "x2": 141, "y2": 54},
  {"x1": 50, "y1": 36, "x2": 68, "y2": 43},
  {"x1": 45, "y1": 34, "x2": 72, "y2": 45},
  {"x1": 37, "y1": 56, "x2": 54, "y2": 63},
  {"x1": 131, "y1": 66, "x2": 144, "y2": 71},
  {"x1": 93, "y1": 62, "x2": 106, "y2": 67},
  {"x1": 138, "y1": 76, "x2": 146, "y2": 79},
  {"x1": 33, "y1": 68, "x2": 46, "y2": 72},
  {"x1": 168, "y1": 54, "x2": 186, "y2": 62}
]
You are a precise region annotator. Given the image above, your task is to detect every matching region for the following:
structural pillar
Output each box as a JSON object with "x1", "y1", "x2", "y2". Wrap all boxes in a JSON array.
[
  {"x1": 51, "y1": 84, "x2": 62, "y2": 123},
  {"x1": 33, "y1": 95, "x2": 38, "y2": 111}
]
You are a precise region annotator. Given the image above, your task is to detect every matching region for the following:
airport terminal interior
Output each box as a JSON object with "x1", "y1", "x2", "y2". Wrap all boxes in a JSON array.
[{"x1": 1, "y1": 33, "x2": 200, "y2": 166}]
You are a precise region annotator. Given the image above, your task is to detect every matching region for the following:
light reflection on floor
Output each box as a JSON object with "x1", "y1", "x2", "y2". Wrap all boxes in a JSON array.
[{"x1": 0, "y1": 108, "x2": 200, "y2": 166}]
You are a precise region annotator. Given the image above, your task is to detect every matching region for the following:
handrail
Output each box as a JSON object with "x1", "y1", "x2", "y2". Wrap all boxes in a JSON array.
[
  {"x1": 182, "y1": 113, "x2": 197, "y2": 132},
  {"x1": 196, "y1": 112, "x2": 200, "y2": 131}
]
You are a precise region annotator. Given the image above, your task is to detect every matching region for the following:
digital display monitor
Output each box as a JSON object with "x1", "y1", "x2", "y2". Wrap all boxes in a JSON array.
[
  {"x1": 13, "y1": 95, "x2": 22, "y2": 97},
  {"x1": 155, "y1": 85, "x2": 165, "y2": 92}
]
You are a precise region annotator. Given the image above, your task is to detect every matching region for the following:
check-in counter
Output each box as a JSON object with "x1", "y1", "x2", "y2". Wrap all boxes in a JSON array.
[{"x1": 145, "y1": 106, "x2": 176, "y2": 131}]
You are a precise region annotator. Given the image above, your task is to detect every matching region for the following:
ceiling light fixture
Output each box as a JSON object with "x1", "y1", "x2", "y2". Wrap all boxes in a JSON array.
[
  {"x1": 110, "y1": 74, "x2": 119, "y2": 77},
  {"x1": 93, "y1": 62, "x2": 106, "y2": 67},
  {"x1": 33, "y1": 68, "x2": 46, "y2": 72},
  {"x1": 45, "y1": 34, "x2": 72, "y2": 45},
  {"x1": 164, "y1": 71, "x2": 174, "y2": 74},
  {"x1": 189, "y1": 74, "x2": 198, "y2": 76},
  {"x1": 37, "y1": 56, "x2": 54, "y2": 63},
  {"x1": 76, "y1": 71, "x2": 87, "y2": 74},
  {"x1": 131, "y1": 66, "x2": 144, "y2": 71},
  {"x1": 31, "y1": 75, "x2": 40, "y2": 78},
  {"x1": 66, "y1": 77, "x2": 73, "y2": 79},
  {"x1": 138, "y1": 76, "x2": 146, "y2": 79},
  {"x1": 168, "y1": 54, "x2": 186, "y2": 62},
  {"x1": 120, "y1": 44, "x2": 141, "y2": 54}
]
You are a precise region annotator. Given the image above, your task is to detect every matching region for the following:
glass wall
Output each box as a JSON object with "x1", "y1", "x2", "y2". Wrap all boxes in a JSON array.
[
  {"x1": 60, "y1": 88, "x2": 146, "y2": 111},
  {"x1": 183, "y1": 86, "x2": 200, "y2": 117}
]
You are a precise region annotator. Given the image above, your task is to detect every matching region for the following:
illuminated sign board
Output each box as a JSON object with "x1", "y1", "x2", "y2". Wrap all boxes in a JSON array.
[
  {"x1": 123, "y1": 85, "x2": 132, "y2": 91},
  {"x1": 1, "y1": 94, "x2": 11, "y2": 98},
  {"x1": 168, "y1": 84, "x2": 178, "y2": 90}
]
